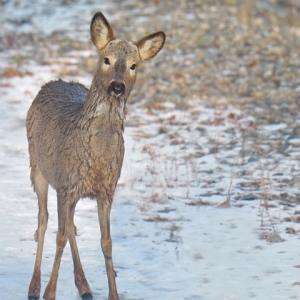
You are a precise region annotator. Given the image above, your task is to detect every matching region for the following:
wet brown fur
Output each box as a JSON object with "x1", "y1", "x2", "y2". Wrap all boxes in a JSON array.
[{"x1": 26, "y1": 12, "x2": 165, "y2": 300}]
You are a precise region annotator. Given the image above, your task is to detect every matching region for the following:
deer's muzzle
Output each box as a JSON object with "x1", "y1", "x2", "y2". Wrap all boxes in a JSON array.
[{"x1": 109, "y1": 81, "x2": 125, "y2": 97}]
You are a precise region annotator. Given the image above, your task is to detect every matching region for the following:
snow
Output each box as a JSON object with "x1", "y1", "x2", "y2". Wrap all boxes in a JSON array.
[
  {"x1": 1, "y1": 0, "x2": 114, "y2": 37},
  {"x1": 1, "y1": 1, "x2": 300, "y2": 300}
]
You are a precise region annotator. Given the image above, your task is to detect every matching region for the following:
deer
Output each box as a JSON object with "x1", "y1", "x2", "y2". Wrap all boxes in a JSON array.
[{"x1": 26, "y1": 12, "x2": 165, "y2": 300}]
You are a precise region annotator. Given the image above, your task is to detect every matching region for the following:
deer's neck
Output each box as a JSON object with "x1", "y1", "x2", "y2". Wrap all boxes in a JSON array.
[{"x1": 79, "y1": 79, "x2": 126, "y2": 130}]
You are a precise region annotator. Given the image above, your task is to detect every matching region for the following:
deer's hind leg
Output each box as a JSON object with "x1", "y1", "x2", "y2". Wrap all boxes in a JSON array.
[
  {"x1": 43, "y1": 191, "x2": 70, "y2": 300},
  {"x1": 69, "y1": 200, "x2": 93, "y2": 299},
  {"x1": 28, "y1": 167, "x2": 49, "y2": 300}
]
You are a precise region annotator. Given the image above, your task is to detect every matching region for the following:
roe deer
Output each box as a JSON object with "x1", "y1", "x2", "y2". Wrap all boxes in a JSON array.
[{"x1": 26, "y1": 12, "x2": 165, "y2": 300}]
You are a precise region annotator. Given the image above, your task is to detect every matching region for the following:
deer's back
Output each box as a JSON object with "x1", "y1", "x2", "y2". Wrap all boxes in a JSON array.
[{"x1": 27, "y1": 79, "x2": 87, "y2": 150}]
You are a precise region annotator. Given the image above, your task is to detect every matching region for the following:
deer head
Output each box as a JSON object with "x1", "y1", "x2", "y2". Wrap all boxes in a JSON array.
[{"x1": 90, "y1": 12, "x2": 166, "y2": 100}]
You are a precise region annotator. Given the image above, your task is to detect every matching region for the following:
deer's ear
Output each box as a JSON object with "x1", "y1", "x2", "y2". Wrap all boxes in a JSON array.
[
  {"x1": 90, "y1": 12, "x2": 114, "y2": 50},
  {"x1": 136, "y1": 31, "x2": 166, "y2": 61}
]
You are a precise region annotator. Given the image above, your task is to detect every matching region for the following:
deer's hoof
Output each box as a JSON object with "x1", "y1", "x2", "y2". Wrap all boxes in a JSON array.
[
  {"x1": 28, "y1": 296, "x2": 39, "y2": 300},
  {"x1": 81, "y1": 292, "x2": 93, "y2": 299}
]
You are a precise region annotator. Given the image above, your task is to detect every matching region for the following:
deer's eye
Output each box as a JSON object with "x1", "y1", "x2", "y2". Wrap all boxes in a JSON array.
[
  {"x1": 130, "y1": 64, "x2": 136, "y2": 71},
  {"x1": 104, "y1": 58, "x2": 110, "y2": 65}
]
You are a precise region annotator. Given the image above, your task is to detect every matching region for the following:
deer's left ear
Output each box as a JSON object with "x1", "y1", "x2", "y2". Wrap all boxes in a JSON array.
[
  {"x1": 90, "y1": 12, "x2": 115, "y2": 50},
  {"x1": 136, "y1": 32, "x2": 166, "y2": 61}
]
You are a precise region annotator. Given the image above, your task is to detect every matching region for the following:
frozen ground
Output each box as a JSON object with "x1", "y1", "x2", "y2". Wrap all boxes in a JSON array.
[{"x1": 1, "y1": 1, "x2": 300, "y2": 300}]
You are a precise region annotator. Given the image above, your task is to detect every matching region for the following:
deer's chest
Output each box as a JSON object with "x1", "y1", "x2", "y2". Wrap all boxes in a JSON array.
[
  {"x1": 88, "y1": 127, "x2": 124, "y2": 182},
  {"x1": 67, "y1": 131, "x2": 124, "y2": 198},
  {"x1": 89, "y1": 125, "x2": 124, "y2": 162}
]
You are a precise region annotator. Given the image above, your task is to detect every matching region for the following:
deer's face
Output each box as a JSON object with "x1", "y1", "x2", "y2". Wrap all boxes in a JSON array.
[
  {"x1": 90, "y1": 12, "x2": 165, "y2": 100},
  {"x1": 99, "y1": 40, "x2": 140, "y2": 99}
]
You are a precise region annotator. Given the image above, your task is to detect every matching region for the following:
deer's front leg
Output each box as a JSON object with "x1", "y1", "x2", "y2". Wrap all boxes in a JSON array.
[
  {"x1": 68, "y1": 200, "x2": 93, "y2": 299},
  {"x1": 97, "y1": 196, "x2": 119, "y2": 300}
]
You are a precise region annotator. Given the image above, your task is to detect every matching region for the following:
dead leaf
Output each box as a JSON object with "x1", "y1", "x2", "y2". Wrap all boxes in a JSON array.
[
  {"x1": 260, "y1": 203, "x2": 277, "y2": 208},
  {"x1": 228, "y1": 112, "x2": 236, "y2": 119},
  {"x1": 216, "y1": 198, "x2": 231, "y2": 208},
  {"x1": 185, "y1": 199, "x2": 210, "y2": 206},
  {"x1": 286, "y1": 227, "x2": 296, "y2": 234},
  {"x1": 2, "y1": 67, "x2": 24, "y2": 78},
  {"x1": 153, "y1": 103, "x2": 166, "y2": 110},
  {"x1": 143, "y1": 215, "x2": 169, "y2": 222},
  {"x1": 168, "y1": 115, "x2": 176, "y2": 122},
  {"x1": 290, "y1": 216, "x2": 300, "y2": 223},
  {"x1": 147, "y1": 107, "x2": 153, "y2": 115},
  {"x1": 172, "y1": 72, "x2": 185, "y2": 79}
]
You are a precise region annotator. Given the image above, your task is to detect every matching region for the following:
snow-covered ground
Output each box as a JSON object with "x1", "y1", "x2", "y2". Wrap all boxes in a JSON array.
[{"x1": 1, "y1": 1, "x2": 300, "y2": 300}]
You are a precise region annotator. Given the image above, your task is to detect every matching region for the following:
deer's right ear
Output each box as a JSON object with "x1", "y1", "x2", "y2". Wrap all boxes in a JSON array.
[{"x1": 90, "y1": 12, "x2": 114, "y2": 50}]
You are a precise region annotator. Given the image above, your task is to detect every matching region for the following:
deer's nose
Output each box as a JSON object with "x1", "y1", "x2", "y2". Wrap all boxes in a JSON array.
[{"x1": 109, "y1": 81, "x2": 125, "y2": 97}]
